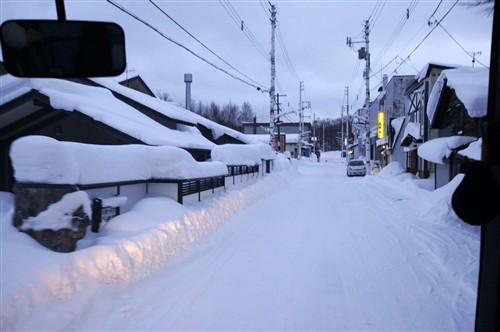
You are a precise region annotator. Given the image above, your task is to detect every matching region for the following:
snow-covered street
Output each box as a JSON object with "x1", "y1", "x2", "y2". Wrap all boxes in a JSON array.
[{"x1": 1, "y1": 153, "x2": 480, "y2": 331}]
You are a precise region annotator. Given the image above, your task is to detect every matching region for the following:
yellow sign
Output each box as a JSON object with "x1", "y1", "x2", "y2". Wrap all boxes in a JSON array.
[{"x1": 377, "y1": 112, "x2": 384, "y2": 139}]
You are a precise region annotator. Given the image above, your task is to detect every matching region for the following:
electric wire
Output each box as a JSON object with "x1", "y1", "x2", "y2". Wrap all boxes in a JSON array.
[
  {"x1": 371, "y1": 0, "x2": 419, "y2": 70},
  {"x1": 219, "y1": 0, "x2": 269, "y2": 61},
  {"x1": 107, "y1": 0, "x2": 268, "y2": 91},
  {"x1": 149, "y1": 0, "x2": 266, "y2": 88},
  {"x1": 439, "y1": 23, "x2": 488, "y2": 67},
  {"x1": 386, "y1": 0, "x2": 460, "y2": 78},
  {"x1": 369, "y1": 0, "x2": 387, "y2": 33},
  {"x1": 277, "y1": 25, "x2": 301, "y2": 83}
]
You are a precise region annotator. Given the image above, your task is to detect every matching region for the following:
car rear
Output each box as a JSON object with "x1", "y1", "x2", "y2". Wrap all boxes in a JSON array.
[{"x1": 347, "y1": 160, "x2": 366, "y2": 177}]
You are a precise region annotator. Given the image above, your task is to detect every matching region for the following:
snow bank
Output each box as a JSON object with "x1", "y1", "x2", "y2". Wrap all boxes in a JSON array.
[
  {"x1": 427, "y1": 68, "x2": 489, "y2": 124},
  {"x1": 10, "y1": 136, "x2": 228, "y2": 185},
  {"x1": 378, "y1": 161, "x2": 405, "y2": 177},
  {"x1": 1, "y1": 168, "x2": 291, "y2": 331},
  {"x1": 272, "y1": 153, "x2": 291, "y2": 171},
  {"x1": 418, "y1": 136, "x2": 477, "y2": 164}
]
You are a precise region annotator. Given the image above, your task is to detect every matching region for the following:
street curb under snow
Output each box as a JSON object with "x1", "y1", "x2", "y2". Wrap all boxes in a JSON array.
[{"x1": 1, "y1": 168, "x2": 293, "y2": 330}]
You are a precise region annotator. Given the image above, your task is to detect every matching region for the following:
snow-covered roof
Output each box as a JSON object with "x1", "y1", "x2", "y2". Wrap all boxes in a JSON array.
[
  {"x1": 91, "y1": 78, "x2": 258, "y2": 145},
  {"x1": 10, "y1": 136, "x2": 228, "y2": 185},
  {"x1": 391, "y1": 116, "x2": 405, "y2": 149},
  {"x1": 427, "y1": 68, "x2": 489, "y2": 125},
  {"x1": 415, "y1": 62, "x2": 457, "y2": 82},
  {"x1": 417, "y1": 136, "x2": 477, "y2": 165},
  {"x1": 401, "y1": 122, "x2": 422, "y2": 143},
  {"x1": 2, "y1": 75, "x2": 216, "y2": 150}
]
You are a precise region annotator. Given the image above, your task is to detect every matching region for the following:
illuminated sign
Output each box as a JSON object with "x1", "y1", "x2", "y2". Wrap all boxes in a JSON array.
[{"x1": 377, "y1": 112, "x2": 384, "y2": 138}]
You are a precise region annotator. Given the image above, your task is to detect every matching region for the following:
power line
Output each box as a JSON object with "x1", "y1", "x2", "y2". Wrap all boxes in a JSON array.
[
  {"x1": 438, "y1": 23, "x2": 488, "y2": 67},
  {"x1": 369, "y1": 0, "x2": 387, "y2": 33},
  {"x1": 277, "y1": 25, "x2": 301, "y2": 83},
  {"x1": 386, "y1": 0, "x2": 460, "y2": 78},
  {"x1": 107, "y1": 0, "x2": 268, "y2": 91},
  {"x1": 371, "y1": 0, "x2": 418, "y2": 69},
  {"x1": 219, "y1": 0, "x2": 269, "y2": 61},
  {"x1": 149, "y1": 0, "x2": 266, "y2": 88}
]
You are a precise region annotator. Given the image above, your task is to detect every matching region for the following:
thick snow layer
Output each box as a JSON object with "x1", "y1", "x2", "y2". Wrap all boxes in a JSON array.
[
  {"x1": 91, "y1": 78, "x2": 258, "y2": 144},
  {"x1": 391, "y1": 116, "x2": 405, "y2": 146},
  {"x1": 21, "y1": 191, "x2": 91, "y2": 231},
  {"x1": 459, "y1": 138, "x2": 483, "y2": 161},
  {"x1": 10, "y1": 136, "x2": 228, "y2": 184},
  {"x1": 418, "y1": 136, "x2": 477, "y2": 164},
  {"x1": 4, "y1": 75, "x2": 215, "y2": 150},
  {"x1": 378, "y1": 161, "x2": 405, "y2": 177},
  {"x1": 1, "y1": 153, "x2": 480, "y2": 330},
  {"x1": 211, "y1": 144, "x2": 263, "y2": 165},
  {"x1": 427, "y1": 68, "x2": 489, "y2": 124},
  {"x1": 401, "y1": 122, "x2": 422, "y2": 142}
]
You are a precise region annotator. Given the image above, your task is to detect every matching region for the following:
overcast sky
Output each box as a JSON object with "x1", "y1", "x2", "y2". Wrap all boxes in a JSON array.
[{"x1": 1, "y1": 0, "x2": 493, "y2": 122}]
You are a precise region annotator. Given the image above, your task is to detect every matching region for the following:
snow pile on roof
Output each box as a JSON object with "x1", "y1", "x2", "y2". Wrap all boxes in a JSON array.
[
  {"x1": 210, "y1": 143, "x2": 276, "y2": 168},
  {"x1": 391, "y1": 116, "x2": 405, "y2": 146},
  {"x1": 415, "y1": 62, "x2": 456, "y2": 82},
  {"x1": 418, "y1": 136, "x2": 477, "y2": 164},
  {"x1": 256, "y1": 143, "x2": 277, "y2": 160},
  {"x1": 10, "y1": 136, "x2": 227, "y2": 185},
  {"x1": 92, "y1": 78, "x2": 258, "y2": 144},
  {"x1": 458, "y1": 138, "x2": 482, "y2": 161},
  {"x1": 26, "y1": 78, "x2": 215, "y2": 150},
  {"x1": 427, "y1": 68, "x2": 489, "y2": 124},
  {"x1": 211, "y1": 144, "x2": 263, "y2": 166},
  {"x1": 401, "y1": 122, "x2": 422, "y2": 142}
]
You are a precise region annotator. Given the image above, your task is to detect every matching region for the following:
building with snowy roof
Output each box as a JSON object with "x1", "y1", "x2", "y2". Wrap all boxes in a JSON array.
[
  {"x1": 401, "y1": 62, "x2": 457, "y2": 177},
  {"x1": 417, "y1": 67, "x2": 489, "y2": 188},
  {"x1": 0, "y1": 65, "x2": 257, "y2": 192}
]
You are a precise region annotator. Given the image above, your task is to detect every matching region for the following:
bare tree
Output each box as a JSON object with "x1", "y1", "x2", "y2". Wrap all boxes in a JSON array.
[{"x1": 156, "y1": 90, "x2": 173, "y2": 102}]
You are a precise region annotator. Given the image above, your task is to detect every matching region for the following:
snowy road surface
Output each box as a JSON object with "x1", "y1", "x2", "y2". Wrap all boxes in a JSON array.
[{"x1": 1, "y1": 154, "x2": 480, "y2": 330}]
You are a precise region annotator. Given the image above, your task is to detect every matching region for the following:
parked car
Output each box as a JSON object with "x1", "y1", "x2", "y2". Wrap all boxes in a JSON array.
[{"x1": 346, "y1": 159, "x2": 366, "y2": 177}]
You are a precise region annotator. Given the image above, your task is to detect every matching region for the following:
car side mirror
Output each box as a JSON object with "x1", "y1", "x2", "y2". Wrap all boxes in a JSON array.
[{"x1": 0, "y1": 20, "x2": 126, "y2": 78}]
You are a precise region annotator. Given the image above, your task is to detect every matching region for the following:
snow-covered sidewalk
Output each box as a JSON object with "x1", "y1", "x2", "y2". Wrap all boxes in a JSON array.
[{"x1": 1, "y1": 153, "x2": 480, "y2": 330}]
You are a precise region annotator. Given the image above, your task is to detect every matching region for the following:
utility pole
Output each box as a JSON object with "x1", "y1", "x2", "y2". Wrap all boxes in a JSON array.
[
  {"x1": 341, "y1": 105, "x2": 344, "y2": 155},
  {"x1": 269, "y1": 3, "x2": 277, "y2": 149},
  {"x1": 470, "y1": 51, "x2": 482, "y2": 67},
  {"x1": 298, "y1": 81, "x2": 304, "y2": 157},
  {"x1": 347, "y1": 20, "x2": 371, "y2": 160},
  {"x1": 363, "y1": 19, "x2": 370, "y2": 112}
]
